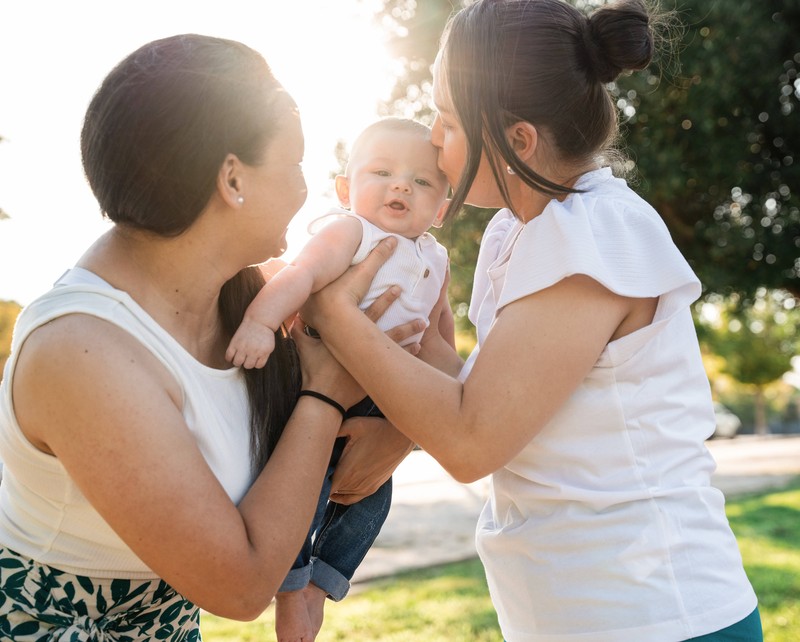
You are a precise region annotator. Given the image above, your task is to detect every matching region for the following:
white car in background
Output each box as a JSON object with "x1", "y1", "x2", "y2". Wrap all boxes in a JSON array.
[{"x1": 712, "y1": 402, "x2": 742, "y2": 439}]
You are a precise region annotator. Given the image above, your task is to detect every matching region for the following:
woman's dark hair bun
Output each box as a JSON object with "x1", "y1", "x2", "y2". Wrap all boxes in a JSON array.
[{"x1": 584, "y1": 0, "x2": 653, "y2": 83}]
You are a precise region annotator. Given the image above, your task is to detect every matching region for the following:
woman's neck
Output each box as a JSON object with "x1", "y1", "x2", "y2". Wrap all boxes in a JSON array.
[
  {"x1": 511, "y1": 163, "x2": 598, "y2": 223},
  {"x1": 78, "y1": 227, "x2": 232, "y2": 368}
]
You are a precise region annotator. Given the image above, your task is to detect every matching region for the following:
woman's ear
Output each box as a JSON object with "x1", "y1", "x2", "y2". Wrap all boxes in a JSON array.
[
  {"x1": 506, "y1": 121, "x2": 539, "y2": 166},
  {"x1": 334, "y1": 174, "x2": 351, "y2": 208},
  {"x1": 217, "y1": 153, "x2": 245, "y2": 208}
]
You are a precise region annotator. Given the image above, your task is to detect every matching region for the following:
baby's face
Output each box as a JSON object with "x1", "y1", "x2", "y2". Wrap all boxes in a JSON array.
[{"x1": 343, "y1": 130, "x2": 449, "y2": 239}]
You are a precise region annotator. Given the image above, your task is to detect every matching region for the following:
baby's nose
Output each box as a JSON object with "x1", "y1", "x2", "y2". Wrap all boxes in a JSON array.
[{"x1": 391, "y1": 178, "x2": 412, "y2": 193}]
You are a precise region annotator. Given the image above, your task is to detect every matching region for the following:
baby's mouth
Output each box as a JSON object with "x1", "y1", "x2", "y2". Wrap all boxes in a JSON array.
[{"x1": 387, "y1": 199, "x2": 408, "y2": 212}]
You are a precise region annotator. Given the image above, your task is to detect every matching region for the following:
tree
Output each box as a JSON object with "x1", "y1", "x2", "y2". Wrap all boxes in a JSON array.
[
  {"x1": 375, "y1": 0, "x2": 458, "y2": 125},
  {"x1": 616, "y1": 0, "x2": 800, "y2": 299},
  {"x1": 696, "y1": 289, "x2": 799, "y2": 434}
]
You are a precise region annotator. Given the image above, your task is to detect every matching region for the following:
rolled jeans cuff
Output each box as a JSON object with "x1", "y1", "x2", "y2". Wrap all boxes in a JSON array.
[
  {"x1": 279, "y1": 564, "x2": 311, "y2": 593},
  {"x1": 310, "y1": 558, "x2": 350, "y2": 602}
]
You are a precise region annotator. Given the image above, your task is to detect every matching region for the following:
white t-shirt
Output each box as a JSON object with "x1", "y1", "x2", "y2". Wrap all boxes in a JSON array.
[
  {"x1": 0, "y1": 268, "x2": 251, "y2": 578},
  {"x1": 311, "y1": 208, "x2": 449, "y2": 346},
  {"x1": 462, "y1": 168, "x2": 757, "y2": 641}
]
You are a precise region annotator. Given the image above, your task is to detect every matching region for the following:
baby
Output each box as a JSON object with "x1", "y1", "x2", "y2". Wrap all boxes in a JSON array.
[
  {"x1": 227, "y1": 117, "x2": 450, "y2": 642},
  {"x1": 227, "y1": 117, "x2": 450, "y2": 368}
]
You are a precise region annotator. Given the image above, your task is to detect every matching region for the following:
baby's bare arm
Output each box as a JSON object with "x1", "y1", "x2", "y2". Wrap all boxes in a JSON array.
[
  {"x1": 249, "y1": 217, "x2": 363, "y2": 327},
  {"x1": 226, "y1": 217, "x2": 363, "y2": 368}
]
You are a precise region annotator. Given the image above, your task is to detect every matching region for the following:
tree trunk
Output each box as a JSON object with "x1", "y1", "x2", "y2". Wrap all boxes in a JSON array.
[{"x1": 753, "y1": 387, "x2": 769, "y2": 435}]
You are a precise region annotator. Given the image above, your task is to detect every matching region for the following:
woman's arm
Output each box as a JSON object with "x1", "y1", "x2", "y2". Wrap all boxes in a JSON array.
[
  {"x1": 302, "y1": 239, "x2": 635, "y2": 483},
  {"x1": 313, "y1": 275, "x2": 421, "y2": 505},
  {"x1": 13, "y1": 313, "x2": 360, "y2": 621}
]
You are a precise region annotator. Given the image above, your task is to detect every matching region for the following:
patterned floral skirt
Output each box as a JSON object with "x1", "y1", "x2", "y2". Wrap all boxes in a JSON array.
[{"x1": 0, "y1": 547, "x2": 200, "y2": 641}]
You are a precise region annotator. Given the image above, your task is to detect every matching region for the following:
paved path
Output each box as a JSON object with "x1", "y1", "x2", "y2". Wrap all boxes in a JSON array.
[{"x1": 352, "y1": 434, "x2": 800, "y2": 586}]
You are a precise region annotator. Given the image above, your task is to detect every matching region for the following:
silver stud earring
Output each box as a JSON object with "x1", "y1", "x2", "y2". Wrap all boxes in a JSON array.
[
  {"x1": 506, "y1": 165, "x2": 515, "y2": 175},
  {"x1": 237, "y1": 196, "x2": 245, "y2": 204}
]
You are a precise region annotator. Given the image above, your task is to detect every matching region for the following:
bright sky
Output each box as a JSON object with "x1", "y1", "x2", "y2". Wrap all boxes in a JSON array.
[{"x1": 0, "y1": 1, "x2": 399, "y2": 305}]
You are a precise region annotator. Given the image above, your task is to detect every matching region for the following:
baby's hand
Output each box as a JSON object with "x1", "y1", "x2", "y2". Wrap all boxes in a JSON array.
[{"x1": 225, "y1": 318, "x2": 276, "y2": 369}]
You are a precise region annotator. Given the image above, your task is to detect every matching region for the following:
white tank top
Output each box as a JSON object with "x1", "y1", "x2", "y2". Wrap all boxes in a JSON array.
[
  {"x1": 464, "y1": 169, "x2": 757, "y2": 641},
  {"x1": 0, "y1": 268, "x2": 251, "y2": 578}
]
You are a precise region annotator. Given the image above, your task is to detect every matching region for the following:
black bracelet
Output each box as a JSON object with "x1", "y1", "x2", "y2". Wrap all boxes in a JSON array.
[{"x1": 297, "y1": 390, "x2": 346, "y2": 418}]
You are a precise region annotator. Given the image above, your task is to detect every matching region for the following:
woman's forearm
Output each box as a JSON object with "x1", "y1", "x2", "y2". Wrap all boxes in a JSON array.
[
  {"x1": 234, "y1": 397, "x2": 342, "y2": 613},
  {"x1": 317, "y1": 306, "x2": 479, "y2": 480}
]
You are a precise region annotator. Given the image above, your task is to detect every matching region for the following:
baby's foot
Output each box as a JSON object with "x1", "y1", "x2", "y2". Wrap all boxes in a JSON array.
[
  {"x1": 275, "y1": 590, "x2": 314, "y2": 642},
  {"x1": 303, "y1": 583, "x2": 329, "y2": 639}
]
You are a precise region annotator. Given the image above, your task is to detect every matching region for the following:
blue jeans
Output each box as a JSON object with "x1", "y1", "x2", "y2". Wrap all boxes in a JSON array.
[{"x1": 279, "y1": 397, "x2": 392, "y2": 601}]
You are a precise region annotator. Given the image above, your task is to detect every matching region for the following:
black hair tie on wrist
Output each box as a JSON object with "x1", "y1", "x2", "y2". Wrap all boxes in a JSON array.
[{"x1": 298, "y1": 390, "x2": 346, "y2": 418}]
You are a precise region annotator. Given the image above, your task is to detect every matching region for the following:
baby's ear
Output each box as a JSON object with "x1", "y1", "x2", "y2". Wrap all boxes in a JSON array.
[
  {"x1": 334, "y1": 175, "x2": 351, "y2": 208},
  {"x1": 432, "y1": 200, "x2": 449, "y2": 229}
]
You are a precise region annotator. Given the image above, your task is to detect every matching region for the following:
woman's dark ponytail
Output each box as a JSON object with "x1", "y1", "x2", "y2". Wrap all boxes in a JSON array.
[{"x1": 218, "y1": 267, "x2": 301, "y2": 476}]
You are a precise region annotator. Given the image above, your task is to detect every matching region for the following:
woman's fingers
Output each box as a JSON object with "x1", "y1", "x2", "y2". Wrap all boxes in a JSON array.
[
  {"x1": 363, "y1": 285, "x2": 401, "y2": 323},
  {"x1": 330, "y1": 417, "x2": 415, "y2": 504},
  {"x1": 385, "y1": 319, "x2": 425, "y2": 349},
  {"x1": 335, "y1": 236, "x2": 398, "y2": 306}
]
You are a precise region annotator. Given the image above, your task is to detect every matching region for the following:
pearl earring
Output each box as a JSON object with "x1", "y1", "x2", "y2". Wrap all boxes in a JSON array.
[
  {"x1": 237, "y1": 196, "x2": 244, "y2": 204},
  {"x1": 506, "y1": 165, "x2": 515, "y2": 175}
]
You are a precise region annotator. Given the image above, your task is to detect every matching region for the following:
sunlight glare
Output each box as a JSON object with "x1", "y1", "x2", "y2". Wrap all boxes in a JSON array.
[{"x1": 0, "y1": 1, "x2": 398, "y2": 305}]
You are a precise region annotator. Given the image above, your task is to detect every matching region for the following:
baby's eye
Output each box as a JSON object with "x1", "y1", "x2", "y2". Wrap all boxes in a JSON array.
[
  {"x1": 374, "y1": 170, "x2": 391, "y2": 177},
  {"x1": 415, "y1": 178, "x2": 433, "y2": 187}
]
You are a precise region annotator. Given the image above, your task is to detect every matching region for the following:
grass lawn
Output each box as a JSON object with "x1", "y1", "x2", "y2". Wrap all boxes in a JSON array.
[{"x1": 201, "y1": 478, "x2": 800, "y2": 641}]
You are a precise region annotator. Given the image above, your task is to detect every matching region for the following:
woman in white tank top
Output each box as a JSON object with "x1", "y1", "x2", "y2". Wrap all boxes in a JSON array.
[{"x1": 0, "y1": 34, "x2": 415, "y2": 640}]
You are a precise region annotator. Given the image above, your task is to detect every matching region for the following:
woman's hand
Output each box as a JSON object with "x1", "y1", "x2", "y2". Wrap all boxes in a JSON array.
[
  {"x1": 330, "y1": 417, "x2": 415, "y2": 504},
  {"x1": 301, "y1": 236, "x2": 398, "y2": 334},
  {"x1": 292, "y1": 255, "x2": 420, "y2": 409},
  {"x1": 290, "y1": 318, "x2": 364, "y2": 411}
]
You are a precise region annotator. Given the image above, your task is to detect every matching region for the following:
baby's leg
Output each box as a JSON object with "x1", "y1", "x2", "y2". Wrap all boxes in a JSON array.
[
  {"x1": 309, "y1": 402, "x2": 392, "y2": 600},
  {"x1": 302, "y1": 583, "x2": 329, "y2": 639},
  {"x1": 274, "y1": 442, "x2": 339, "y2": 642},
  {"x1": 275, "y1": 590, "x2": 314, "y2": 642}
]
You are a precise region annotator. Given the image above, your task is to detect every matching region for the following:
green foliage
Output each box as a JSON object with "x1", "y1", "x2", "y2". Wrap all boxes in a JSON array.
[
  {"x1": 0, "y1": 300, "x2": 22, "y2": 381},
  {"x1": 616, "y1": 0, "x2": 800, "y2": 298},
  {"x1": 433, "y1": 205, "x2": 496, "y2": 331},
  {"x1": 375, "y1": 0, "x2": 460, "y2": 124},
  {"x1": 696, "y1": 288, "x2": 798, "y2": 433},
  {"x1": 697, "y1": 289, "x2": 798, "y2": 387},
  {"x1": 725, "y1": 478, "x2": 800, "y2": 642}
]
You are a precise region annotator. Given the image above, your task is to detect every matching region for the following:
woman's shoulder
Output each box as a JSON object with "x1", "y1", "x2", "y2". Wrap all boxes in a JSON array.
[
  {"x1": 502, "y1": 169, "x2": 699, "y2": 306},
  {"x1": 14, "y1": 289, "x2": 182, "y2": 411},
  {"x1": 571, "y1": 168, "x2": 660, "y2": 219},
  {"x1": 539, "y1": 168, "x2": 675, "y2": 251},
  {"x1": 12, "y1": 269, "x2": 177, "y2": 374}
]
